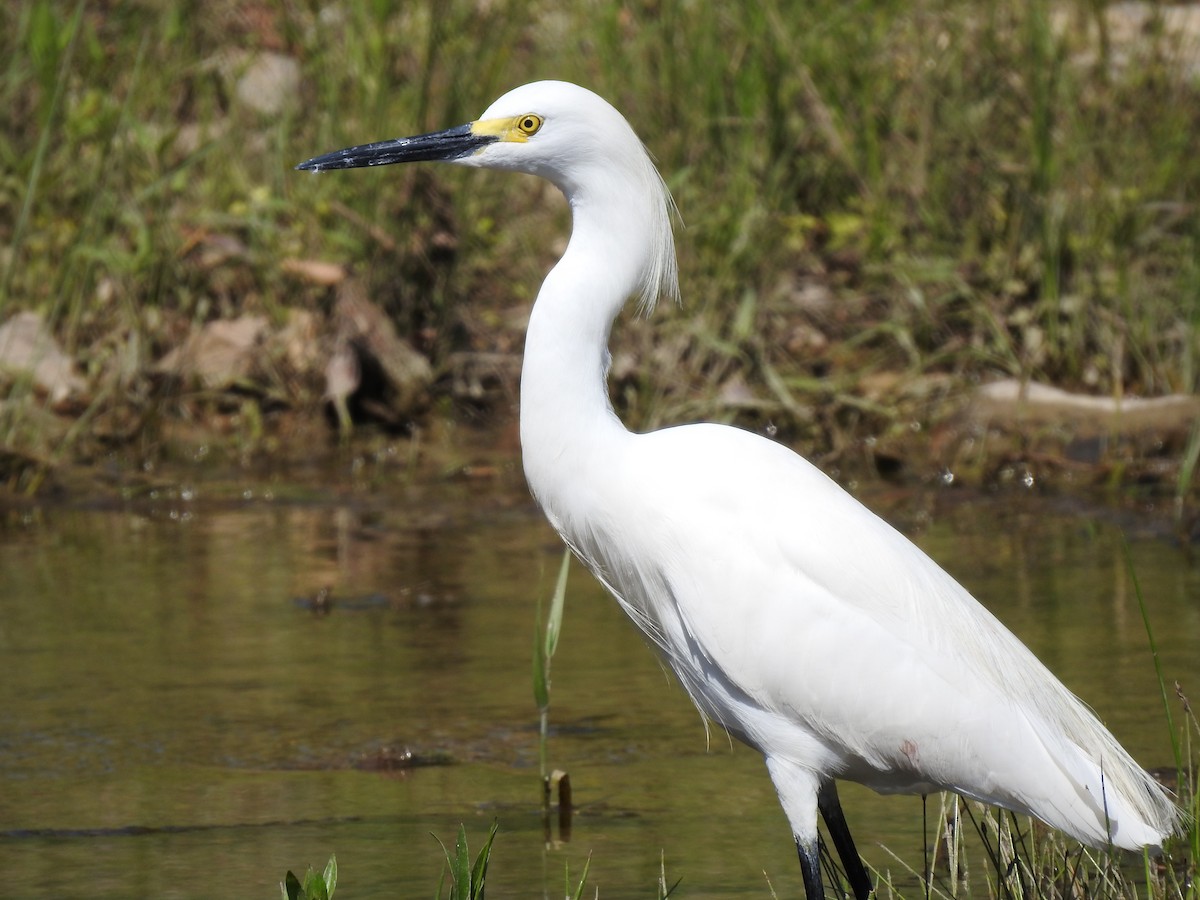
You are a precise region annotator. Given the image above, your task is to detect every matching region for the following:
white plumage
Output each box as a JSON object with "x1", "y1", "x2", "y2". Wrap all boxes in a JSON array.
[{"x1": 299, "y1": 80, "x2": 1179, "y2": 898}]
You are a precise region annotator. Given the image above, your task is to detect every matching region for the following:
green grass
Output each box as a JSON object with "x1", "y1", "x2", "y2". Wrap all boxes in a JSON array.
[
  {"x1": 433, "y1": 823, "x2": 498, "y2": 900},
  {"x1": 2, "y1": 0, "x2": 1199, "y2": 487},
  {"x1": 281, "y1": 853, "x2": 337, "y2": 900},
  {"x1": 533, "y1": 548, "x2": 570, "y2": 780}
]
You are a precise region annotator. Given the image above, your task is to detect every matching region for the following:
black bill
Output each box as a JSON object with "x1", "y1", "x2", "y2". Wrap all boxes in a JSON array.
[{"x1": 295, "y1": 123, "x2": 495, "y2": 172}]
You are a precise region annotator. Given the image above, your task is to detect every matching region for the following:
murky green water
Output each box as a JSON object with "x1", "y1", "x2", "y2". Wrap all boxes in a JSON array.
[{"x1": 1, "y1": 458, "x2": 1197, "y2": 898}]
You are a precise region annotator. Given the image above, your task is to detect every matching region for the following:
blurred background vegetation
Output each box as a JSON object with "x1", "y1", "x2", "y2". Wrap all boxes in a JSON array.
[{"x1": 2, "y1": 0, "x2": 1199, "y2": 492}]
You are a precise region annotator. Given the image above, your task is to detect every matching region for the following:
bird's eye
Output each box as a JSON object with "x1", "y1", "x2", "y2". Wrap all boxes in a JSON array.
[{"x1": 517, "y1": 114, "x2": 543, "y2": 136}]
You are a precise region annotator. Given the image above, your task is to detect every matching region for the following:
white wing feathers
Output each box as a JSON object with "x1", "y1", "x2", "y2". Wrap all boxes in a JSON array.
[{"x1": 563, "y1": 422, "x2": 1178, "y2": 849}]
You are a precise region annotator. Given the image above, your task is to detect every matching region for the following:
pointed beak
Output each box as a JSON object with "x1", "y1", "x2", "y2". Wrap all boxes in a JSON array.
[{"x1": 295, "y1": 123, "x2": 497, "y2": 172}]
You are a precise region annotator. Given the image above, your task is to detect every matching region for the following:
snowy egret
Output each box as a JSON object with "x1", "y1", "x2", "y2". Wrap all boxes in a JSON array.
[{"x1": 298, "y1": 81, "x2": 1179, "y2": 898}]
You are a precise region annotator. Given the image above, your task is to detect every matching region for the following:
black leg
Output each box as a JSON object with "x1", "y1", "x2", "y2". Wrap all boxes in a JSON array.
[
  {"x1": 797, "y1": 835, "x2": 825, "y2": 900},
  {"x1": 818, "y1": 781, "x2": 873, "y2": 900}
]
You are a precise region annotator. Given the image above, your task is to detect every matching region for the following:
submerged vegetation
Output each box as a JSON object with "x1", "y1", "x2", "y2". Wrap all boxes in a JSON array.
[{"x1": 1, "y1": 0, "x2": 1198, "y2": 495}]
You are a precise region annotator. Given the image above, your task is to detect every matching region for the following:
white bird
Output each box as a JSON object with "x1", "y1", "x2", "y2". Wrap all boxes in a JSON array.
[{"x1": 298, "y1": 80, "x2": 1180, "y2": 898}]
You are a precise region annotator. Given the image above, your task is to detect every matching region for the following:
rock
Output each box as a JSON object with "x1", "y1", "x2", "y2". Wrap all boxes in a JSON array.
[
  {"x1": 155, "y1": 315, "x2": 270, "y2": 389},
  {"x1": 232, "y1": 51, "x2": 301, "y2": 116},
  {"x1": 444, "y1": 351, "x2": 521, "y2": 402},
  {"x1": 717, "y1": 372, "x2": 759, "y2": 407},
  {"x1": 0, "y1": 311, "x2": 87, "y2": 405},
  {"x1": 275, "y1": 309, "x2": 323, "y2": 374},
  {"x1": 328, "y1": 279, "x2": 434, "y2": 425}
]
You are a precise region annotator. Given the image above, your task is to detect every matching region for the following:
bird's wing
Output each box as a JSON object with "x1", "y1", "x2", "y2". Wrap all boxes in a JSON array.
[
  {"x1": 600, "y1": 423, "x2": 1175, "y2": 846},
  {"x1": 619, "y1": 422, "x2": 1040, "y2": 708}
]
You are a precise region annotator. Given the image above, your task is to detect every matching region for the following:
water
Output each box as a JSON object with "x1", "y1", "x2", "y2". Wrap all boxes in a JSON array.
[{"x1": 0, "y1": 457, "x2": 1196, "y2": 898}]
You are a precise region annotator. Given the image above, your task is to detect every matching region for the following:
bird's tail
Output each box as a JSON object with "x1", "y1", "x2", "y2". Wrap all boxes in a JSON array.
[{"x1": 1031, "y1": 714, "x2": 1182, "y2": 851}]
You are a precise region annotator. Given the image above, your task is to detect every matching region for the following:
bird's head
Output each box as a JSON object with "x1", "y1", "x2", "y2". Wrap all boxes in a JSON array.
[
  {"x1": 297, "y1": 80, "x2": 680, "y2": 309},
  {"x1": 298, "y1": 81, "x2": 635, "y2": 190}
]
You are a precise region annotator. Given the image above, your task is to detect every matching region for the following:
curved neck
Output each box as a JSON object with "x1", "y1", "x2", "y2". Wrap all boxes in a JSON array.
[{"x1": 519, "y1": 189, "x2": 652, "y2": 521}]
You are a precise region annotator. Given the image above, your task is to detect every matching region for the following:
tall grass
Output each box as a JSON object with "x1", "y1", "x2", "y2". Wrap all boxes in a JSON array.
[
  {"x1": 433, "y1": 823, "x2": 497, "y2": 900},
  {"x1": 2, "y1": 0, "x2": 1199, "y2": 476}
]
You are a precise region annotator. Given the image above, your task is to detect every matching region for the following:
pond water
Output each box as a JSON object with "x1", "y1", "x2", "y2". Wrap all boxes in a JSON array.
[{"x1": 0, "y1": 448, "x2": 1197, "y2": 898}]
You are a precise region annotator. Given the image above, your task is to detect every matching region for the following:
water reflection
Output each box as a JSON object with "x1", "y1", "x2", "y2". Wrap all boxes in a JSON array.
[{"x1": 0, "y1": 470, "x2": 1196, "y2": 898}]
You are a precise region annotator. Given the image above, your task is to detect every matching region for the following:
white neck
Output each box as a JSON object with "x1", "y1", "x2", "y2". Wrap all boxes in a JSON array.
[{"x1": 518, "y1": 186, "x2": 655, "y2": 529}]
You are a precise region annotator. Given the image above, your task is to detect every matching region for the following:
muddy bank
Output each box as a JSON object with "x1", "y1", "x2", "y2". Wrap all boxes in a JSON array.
[
  {"x1": 1, "y1": 271, "x2": 1196, "y2": 520},
  {"x1": 4, "y1": 1, "x2": 1200, "y2": 514}
]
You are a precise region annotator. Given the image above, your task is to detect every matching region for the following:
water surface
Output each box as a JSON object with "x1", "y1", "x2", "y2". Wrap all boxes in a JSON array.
[{"x1": 1, "y1": 458, "x2": 1196, "y2": 898}]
